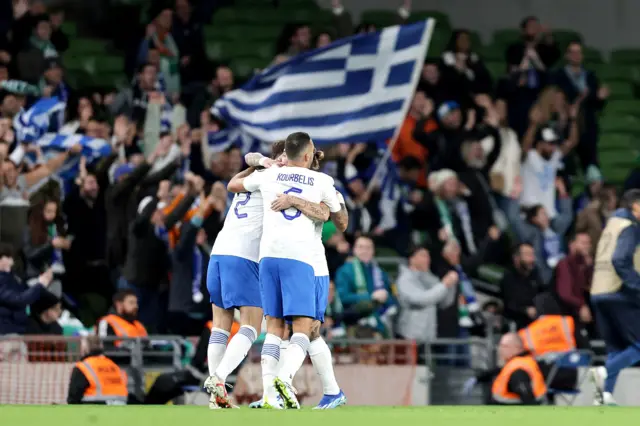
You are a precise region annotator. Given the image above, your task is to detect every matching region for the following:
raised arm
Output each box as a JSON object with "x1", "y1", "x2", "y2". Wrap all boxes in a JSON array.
[{"x1": 227, "y1": 167, "x2": 257, "y2": 193}]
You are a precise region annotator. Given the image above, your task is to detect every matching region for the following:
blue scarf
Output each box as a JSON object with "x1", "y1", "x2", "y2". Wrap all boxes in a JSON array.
[
  {"x1": 542, "y1": 227, "x2": 564, "y2": 268},
  {"x1": 192, "y1": 246, "x2": 203, "y2": 303}
]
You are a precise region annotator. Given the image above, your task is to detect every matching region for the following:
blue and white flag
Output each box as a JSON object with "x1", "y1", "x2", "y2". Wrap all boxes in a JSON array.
[
  {"x1": 13, "y1": 97, "x2": 66, "y2": 143},
  {"x1": 211, "y1": 20, "x2": 434, "y2": 149},
  {"x1": 37, "y1": 133, "x2": 112, "y2": 162}
]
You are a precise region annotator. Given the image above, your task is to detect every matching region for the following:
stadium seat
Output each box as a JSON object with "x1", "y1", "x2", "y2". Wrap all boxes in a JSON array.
[
  {"x1": 279, "y1": 0, "x2": 319, "y2": 8},
  {"x1": 551, "y1": 29, "x2": 582, "y2": 49},
  {"x1": 213, "y1": 25, "x2": 282, "y2": 42},
  {"x1": 211, "y1": 8, "x2": 243, "y2": 25},
  {"x1": 478, "y1": 45, "x2": 505, "y2": 62},
  {"x1": 230, "y1": 57, "x2": 269, "y2": 79},
  {"x1": 94, "y1": 55, "x2": 125, "y2": 74},
  {"x1": 600, "y1": 149, "x2": 638, "y2": 168},
  {"x1": 603, "y1": 99, "x2": 640, "y2": 117},
  {"x1": 599, "y1": 115, "x2": 640, "y2": 133},
  {"x1": 611, "y1": 49, "x2": 640, "y2": 65},
  {"x1": 468, "y1": 30, "x2": 483, "y2": 50},
  {"x1": 606, "y1": 81, "x2": 635, "y2": 100},
  {"x1": 598, "y1": 133, "x2": 634, "y2": 151},
  {"x1": 485, "y1": 62, "x2": 506, "y2": 80},
  {"x1": 590, "y1": 64, "x2": 635, "y2": 82},
  {"x1": 582, "y1": 46, "x2": 604, "y2": 64},
  {"x1": 207, "y1": 41, "x2": 274, "y2": 61},
  {"x1": 491, "y1": 29, "x2": 520, "y2": 48},
  {"x1": 61, "y1": 21, "x2": 77, "y2": 37},
  {"x1": 361, "y1": 10, "x2": 399, "y2": 28},
  {"x1": 288, "y1": 8, "x2": 334, "y2": 26},
  {"x1": 67, "y1": 38, "x2": 108, "y2": 54},
  {"x1": 410, "y1": 11, "x2": 451, "y2": 31}
]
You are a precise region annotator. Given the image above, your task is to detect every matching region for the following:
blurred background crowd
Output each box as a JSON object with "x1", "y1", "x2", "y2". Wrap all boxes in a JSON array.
[{"x1": 0, "y1": 0, "x2": 639, "y2": 358}]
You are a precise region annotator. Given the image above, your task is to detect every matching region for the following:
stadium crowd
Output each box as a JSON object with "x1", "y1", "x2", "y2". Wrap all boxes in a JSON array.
[{"x1": 0, "y1": 0, "x2": 638, "y2": 367}]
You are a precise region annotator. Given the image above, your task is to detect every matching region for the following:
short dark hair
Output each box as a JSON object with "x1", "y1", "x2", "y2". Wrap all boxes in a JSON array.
[
  {"x1": 525, "y1": 204, "x2": 543, "y2": 223},
  {"x1": 408, "y1": 245, "x2": 428, "y2": 259},
  {"x1": 271, "y1": 140, "x2": 285, "y2": 159},
  {"x1": 113, "y1": 289, "x2": 136, "y2": 305},
  {"x1": 137, "y1": 62, "x2": 156, "y2": 74},
  {"x1": 285, "y1": 132, "x2": 312, "y2": 161},
  {"x1": 520, "y1": 16, "x2": 538, "y2": 29},
  {"x1": 621, "y1": 189, "x2": 640, "y2": 209},
  {"x1": 397, "y1": 156, "x2": 422, "y2": 171},
  {"x1": 0, "y1": 242, "x2": 14, "y2": 259},
  {"x1": 513, "y1": 241, "x2": 534, "y2": 254}
]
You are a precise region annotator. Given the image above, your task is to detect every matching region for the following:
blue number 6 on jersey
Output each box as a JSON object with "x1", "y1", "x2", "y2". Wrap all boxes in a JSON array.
[
  {"x1": 234, "y1": 193, "x2": 251, "y2": 219},
  {"x1": 281, "y1": 187, "x2": 302, "y2": 220}
]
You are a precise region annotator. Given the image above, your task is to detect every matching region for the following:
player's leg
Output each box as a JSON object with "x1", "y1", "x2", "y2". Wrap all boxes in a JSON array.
[
  {"x1": 203, "y1": 257, "x2": 234, "y2": 408},
  {"x1": 274, "y1": 259, "x2": 316, "y2": 408},
  {"x1": 251, "y1": 322, "x2": 290, "y2": 408},
  {"x1": 258, "y1": 258, "x2": 286, "y2": 409},
  {"x1": 309, "y1": 276, "x2": 346, "y2": 409}
]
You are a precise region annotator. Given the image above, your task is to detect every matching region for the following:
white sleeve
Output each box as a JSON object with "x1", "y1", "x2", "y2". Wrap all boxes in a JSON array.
[
  {"x1": 242, "y1": 170, "x2": 262, "y2": 192},
  {"x1": 322, "y1": 180, "x2": 342, "y2": 213}
]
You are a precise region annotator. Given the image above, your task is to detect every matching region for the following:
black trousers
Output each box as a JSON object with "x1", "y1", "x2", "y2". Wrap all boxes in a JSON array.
[{"x1": 144, "y1": 370, "x2": 200, "y2": 405}]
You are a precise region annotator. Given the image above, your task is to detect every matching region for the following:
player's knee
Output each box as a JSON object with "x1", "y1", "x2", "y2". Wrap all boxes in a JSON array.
[
  {"x1": 239, "y1": 306, "x2": 263, "y2": 332},
  {"x1": 309, "y1": 321, "x2": 321, "y2": 341},
  {"x1": 211, "y1": 305, "x2": 234, "y2": 330},
  {"x1": 266, "y1": 316, "x2": 285, "y2": 337},
  {"x1": 291, "y1": 316, "x2": 314, "y2": 336}
]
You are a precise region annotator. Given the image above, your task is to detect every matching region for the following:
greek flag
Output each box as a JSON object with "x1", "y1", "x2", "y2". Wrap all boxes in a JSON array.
[
  {"x1": 37, "y1": 133, "x2": 112, "y2": 161},
  {"x1": 211, "y1": 20, "x2": 434, "y2": 149},
  {"x1": 13, "y1": 97, "x2": 66, "y2": 143}
]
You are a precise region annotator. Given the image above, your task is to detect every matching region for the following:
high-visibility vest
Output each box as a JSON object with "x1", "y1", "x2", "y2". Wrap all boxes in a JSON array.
[
  {"x1": 101, "y1": 314, "x2": 148, "y2": 347},
  {"x1": 205, "y1": 321, "x2": 240, "y2": 339},
  {"x1": 491, "y1": 354, "x2": 547, "y2": 404},
  {"x1": 518, "y1": 315, "x2": 575, "y2": 359},
  {"x1": 75, "y1": 355, "x2": 128, "y2": 404}
]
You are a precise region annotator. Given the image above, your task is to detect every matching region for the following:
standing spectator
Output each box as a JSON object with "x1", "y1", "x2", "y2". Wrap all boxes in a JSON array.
[
  {"x1": 520, "y1": 123, "x2": 578, "y2": 218},
  {"x1": 0, "y1": 242, "x2": 53, "y2": 335},
  {"x1": 335, "y1": 236, "x2": 397, "y2": 336},
  {"x1": 419, "y1": 60, "x2": 446, "y2": 107},
  {"x1": 576, "y1": 184, "x2": 618, "y2": 247},
  {"x1": 552, "y1": 41, "x2": 609, "y2": 170},
  {"x1": 507, "y1": 179, "x2": 574, "y2": 285},
  {"x1": 439, "y1": 30, "x2": 493, "y2": 109},
  {"x1": 555, "y1": 233, "x2": 594, "y2": 322},
  {"x1": 274, "y1": 23, "x2": 311, "y2": 63},
  {"x1": 396, "y1": 246, "x2": 458, "y2": 345},
  {"x1": 500, "y1": 242, "x2": 543, "y2": 329},
  {"x1": 23, "y1": 198, "x2": 71, "y2": 281},
  {"x1": 186, "y1": 65, "x2": 234, "y2": 126},
  {"x1": 11, "y1": 0, "x2": 47, "y2": 55},
  {"x1": 16, "y1": 15, "x2": 57, "y2": 82},
  {"x1": 172, "y1": 0, "x2": 206, "y2": 86},
  {"x1": 575, "y1": 165, "x2": 604, "y2": 213},
  {"x1": 48, "y1": 7, "x2": 69, "y2": 54},
  {"x1": 143, "y1": 9, "x2": 180, "y2": 97},
  {"x1": 506, "y1": 16, "x2": 560, "y2": 81}
]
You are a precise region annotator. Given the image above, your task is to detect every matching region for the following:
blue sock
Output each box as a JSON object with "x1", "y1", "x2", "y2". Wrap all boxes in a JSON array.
[{"x1": 604, "y1": 346, "x2": 640, "y2": 393}]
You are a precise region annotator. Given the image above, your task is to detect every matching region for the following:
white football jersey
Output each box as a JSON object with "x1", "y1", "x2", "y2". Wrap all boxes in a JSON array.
[
  {"x1": 243, "y1": 166, "x2": 341, "y2": 274},
  {"x1": 210, "y1": 183, "x2": 264, "y2": 263}
]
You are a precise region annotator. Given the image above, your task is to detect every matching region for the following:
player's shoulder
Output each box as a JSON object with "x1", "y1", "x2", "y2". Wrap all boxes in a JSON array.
[{"x1": 307, "y1": 169, "x2": 334, "y2": 184}]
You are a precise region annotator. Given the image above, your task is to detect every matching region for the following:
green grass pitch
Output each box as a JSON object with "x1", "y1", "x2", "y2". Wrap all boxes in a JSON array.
[{"x1": 0, "y1": 405, "x2": 634, "y2": 426}]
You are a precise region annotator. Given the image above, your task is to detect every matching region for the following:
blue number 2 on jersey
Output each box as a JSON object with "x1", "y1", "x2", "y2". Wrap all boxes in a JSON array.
[
  {"x1": 282, "y1": 187, "x2": 302, "y2": 220},
  {"x1": 234, "y1": 193, "x2": 251, "y2": 219}
]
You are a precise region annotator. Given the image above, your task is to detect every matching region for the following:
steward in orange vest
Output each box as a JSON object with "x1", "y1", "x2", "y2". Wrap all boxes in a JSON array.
[
  {"x1": 97, "y1": 290, "x2": 148, "y2": 349},
  {"x1": 490, "y1": 333, "x2": 547, "y2": 405},
  {"x1": 518, "y1": 315, "x2": 576, "y2": 360},
  {"x1": 67, "y1": 336, "x2": 128, "y2": 405}
]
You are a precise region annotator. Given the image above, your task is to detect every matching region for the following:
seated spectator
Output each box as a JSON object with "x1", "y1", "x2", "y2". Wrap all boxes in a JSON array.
[
  {"x1": 576, "y1": 184, "x2": 618, "y2": 248},
  {"x1": 507, "y1": 179, "x2": 573, "y2": 285},
  {"x1": 0, "y1": 242, "x2": 54, "y2": 335},
  {"x1": 555, "y1": 232, "x2": 594, "y2": 323},
  {"x1": 519, "y1": 124, "x2": 577, "y2": 218},
  {"x1": 439, "y1": 30, "x2": 492, "y2": 109},
  {"x1": 574, "y1": 165, "x2": 604, "y2": 213},
  {"x1": 314, "y1": 30, "x2": 334, "y2": 49},
  {"x1": 552, "y1": 41, "x2": 609, "y2": 171},
  {"x1": 97, "y1": 289, "x2": 147, "y2": 351},
  {"x1": 500, "y1": 242, "x2": 543, "y2": 329},
  {"x1": 274, "y1": 23, "x2": 311, "y2": 64},
  {"x1": 396, "y1": 246, "x2": 458, "y2": 345},
  {"x1": 24, "y1": 290, "x2": 62, "y2": 335},
  {"x1": 419, "y1": 60, "x2": 446, "y2": 107},
  {"x1": 335, "y1": 235, "x2": 397, "y2": 337},
  {"x1": 142, "y1": 9, "x2": 180, "y2": 97}
]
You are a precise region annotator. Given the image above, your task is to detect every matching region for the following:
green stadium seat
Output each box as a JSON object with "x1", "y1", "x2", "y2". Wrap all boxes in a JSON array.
[
  {"x1": 583, "y1": 46, "x2": 604, "y2": 64},
  {"x1": 611, "y1": 49, "x2": 640, "y2": 65},
  {"x1": 230, "y1": 57, "x2": 270, "y2": 79},
  {"x1": 361, "y1": 10, "x2": 399, "y2": 28},
  {"x1": 204, "y1": 25, "x2": 228, "y2": 41},
  {"x1": 599, "y1": 149, "x2": 638, "y2": 168},
  {"x1": 211, "y1": 8, "x2": 243, "y2": 25},
  {"x1": 234, "y1": 0, "x2": 270, "y2": 7},
  {"x1": 426, "y1": 29, "x2": 449, "y2": 57},
  {"x1": 599, "y1": 115, "x2": 640, "y2": 134},
  {"x1": 479, "y1": 45, "x2": 505, "y2": 62},
  {"x1": 67, "y1": 38, "x2": 108, "y2": 54},
  {"x1": 468, "y1": 30, "x2": 483, "y2": 50},
  {"x1": 491, "y1": 29, "x2": 520, "y2": 48},
  {"x1": 61, "y1": 21, "x2": 77, "y2": 37},
  {"x1": 94, "y1": 55, "x2": 125, "y2": 73},
  {"x1": 90, "y1": 72, "x2": 128, "y2": 89},
  {"x1": 486, "y1": 62, "x2": 507, "y2": 80},
  {"x1": 208, "y1": 25, "x2": 282, "y2": 42},
  {"x1": 606, "y1": 81, "x2": 635, "y2": 100},
  {"x1": 590, "y1": 64, "x2": 635, "y2": 82},
  {"x1": 207, "y1": 41, "x2": 273, "y2": 61},
  {"x1": 279, "y1": 0, "x2": 319, "y2": 8},
  {"x1": 410, "y1": 11, "x2": 451, "y2": 31},
  {"x1": 552, "y1": 29, "x2": 582, "y2": 49},
  {"x1": 603, "y1": 100, "x2": 640, "y2": 117},
  {"x1": 288, "y1": 8, "x2": 333, "y2": 26},
  {"x1": 598, "y1": 133, "x2": 634, "y2": 151}
]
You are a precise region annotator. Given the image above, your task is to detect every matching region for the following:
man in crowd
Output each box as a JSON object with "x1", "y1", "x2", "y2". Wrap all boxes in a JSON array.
[
  {"x1": 555, "y1": 232, "x2": 594, "y2": 325},
  {"x1": 97, "y1": 290, "x2": 147, "y2": 349},
  {"x1": 500, "y1": 242, "x2": 543, "y2": 329}
]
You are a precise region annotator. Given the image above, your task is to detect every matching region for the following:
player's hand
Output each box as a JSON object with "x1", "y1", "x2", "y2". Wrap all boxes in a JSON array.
[
  {"x1": 271, "y1": 194, "x2": 294, "y2": 211},
  {"x1": 261, "y1": 158, "x2": 277, "y2": 168},
  {"x1": 371, "y1": 289, "x2": 389, "y2": 304}
]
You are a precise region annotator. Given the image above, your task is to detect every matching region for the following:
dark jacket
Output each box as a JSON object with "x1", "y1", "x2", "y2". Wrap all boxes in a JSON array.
[
  {"x1": 0, "y1": 272, "x2": 44, "y2": 335},
  {"x1": 610, "y1": 208, "x2": 640, "y2": 292},
  {"x1": 122, "y1": 193, "x2": 195, "y2": 288},
  {"x1": 168, "y1": 219, "x2": 209, "y2": 315},
  {"x1": 555, "y1": 253, "x2": 593, "y2": 316},
  {"x1": 500, "y1": 267, "x2": 543, "y2": 329}
]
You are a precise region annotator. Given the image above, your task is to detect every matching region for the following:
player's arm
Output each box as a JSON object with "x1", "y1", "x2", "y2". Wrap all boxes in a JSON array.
[
  {"x1": 245, "y1": 152, "x2": 278, "y2": 168},
  {"x1": 271, "y1": 194, "x2": 330, "y2": 222},
  {"x1": 330, "y1": 191, "x2": 349, "y2": 232},
  {"x1": 227, "y1": 167, "x2": 258, "y2": 193}
]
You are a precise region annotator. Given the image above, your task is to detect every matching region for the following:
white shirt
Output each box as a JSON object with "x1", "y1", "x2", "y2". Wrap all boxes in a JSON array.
[
  {"x1": 520, "y1": 149, "x2": 563, "y2": 217},
  {"x1": 482, "y1": 127, "x2": 521, "y2": 197},
  {"x1": 243, "y1": 166, "x2": 341, "y2": 274},
  {"x1": 210, "y1": 187, "x2": 264, "y2": 263}
]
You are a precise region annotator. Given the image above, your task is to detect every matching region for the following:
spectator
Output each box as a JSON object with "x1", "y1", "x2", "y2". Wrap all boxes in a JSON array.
[
  {"x1": 507, "y1": 178, "x2": 574, "y2": 285},
  {"x1": 506, "y1": 16, "x2": 560, "y2": 84},
  {"x1": 555, "y1": 232, "x2": 594, "y2": 322},
  {"x1": 576, "y1": 184, "x2": 618, "y2": 247},
  {"x1": 439, "y1": 30, "x2": 493, "y2": 109},
  {"x1": 321, "y1": 218, "x2": 350, "y2": 278},
  {"x1": 16, "y1": 15, "x2": 57, "y2": 83},
  {"x1": 143, "y1": 9, "x2": 180, "y2": 97},
  {"x1": 23, "y1": 198, "x2": 71, "y2": 281},
  {"x1": 0, "y1": 242, "x2": 53, "y2": 335},
  {"x1": 500, "y1": 242, "x2": 543, "y2": 329},
  {"x1": 186, "y1": 65, "x2": 234, "y2": 127},
  {"x1": 314, "y1": 30, "x2": 334, "y2": 49},
  {"x1": 396, "y1": 246, "x2": 458, "y2": 345},
  {"x1": 390, "y1": 89, "x2": 432, "y2": 187},
  {"x1": 97, "y1": 289, "x2": 147, "y2": 349},
  {"x1": 335, "y1": 235, "x2": 397, "y2": 337},
  {"x1": 11, "y1": 0, "x2": 47, "y2": 56},
  {"x1": 574, "y1": 165, "x2": 604, "y2": 213},
  {"x1": 48, "y1": 8, "x2": 69, "y2": 54},
  {"x1": 274, "y1": 23, "x2": 311, "y2": 63},
  {"x1": 419, "y1": 60, "x2": 446, "y2": 107},
  {"x1": 39, "y1": 58, "x2": 68, "y2": 103},
  {"x1": 172, "y1": 0, "x2": 206, "y2": 86},
  {"x1": 24, "y1": 290, "x2": 62, "y2": 335},
  {"x1": 552, "y1": 41, "x2": 609, "y2": 171},
  {"x1": 519, "y1": 123, "x2": 578, "y2": 218},
  {"x1": 110, "y1": 63, "x2": 158, "y2": 122}
]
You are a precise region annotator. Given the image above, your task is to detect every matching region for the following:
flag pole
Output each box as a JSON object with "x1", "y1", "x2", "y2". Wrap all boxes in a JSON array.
[{"x1": 363, "y1": 19, "x2": 435, "y2": 199}]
